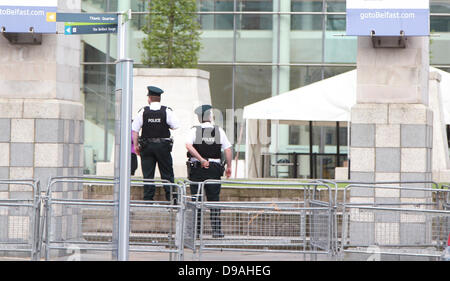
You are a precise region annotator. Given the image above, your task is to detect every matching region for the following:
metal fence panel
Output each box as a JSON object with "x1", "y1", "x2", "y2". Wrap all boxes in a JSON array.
[
  {"x1": 339, "y1": 184, "x2": 450, "y2": 260},
  {"x1": 183, "y1": 180, "x2": 336, "y2": 260},
  {"x1": 43, "y1": 176, "x2": 185, "y2": 261},
  {"x1": 0, "y1": 179, "x2": 41, "y2": 260}
]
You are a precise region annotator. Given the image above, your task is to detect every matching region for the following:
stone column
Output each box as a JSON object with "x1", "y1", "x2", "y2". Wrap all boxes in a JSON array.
[
  {"x1": 349, "y1": 37, "x2": 433, "y2": 258},
  {"x1": 0, "y1": 1, "x2": 84, "y2": 251}
]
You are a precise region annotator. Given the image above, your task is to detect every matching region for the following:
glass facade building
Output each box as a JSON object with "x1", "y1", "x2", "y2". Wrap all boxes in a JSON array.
[{"x1": 81, "y1": 0, "x2": 450, "y2": 178}]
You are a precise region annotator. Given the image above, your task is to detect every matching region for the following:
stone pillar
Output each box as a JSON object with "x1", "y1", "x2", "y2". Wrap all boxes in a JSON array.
[
  {"x1": 349, "y1": 37, "x2": 433, "y2": 257},
  {"x1": 0, "y1": 1, "x2": 84, "y2": 251},
  {"x1": 351, "y1": 37, "x2": 432, "y2": 183}
]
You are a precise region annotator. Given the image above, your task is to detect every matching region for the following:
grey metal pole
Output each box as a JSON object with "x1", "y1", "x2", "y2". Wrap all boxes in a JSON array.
[{"x1": 116, "y1": 10, "x2": 133, "y2": 261}]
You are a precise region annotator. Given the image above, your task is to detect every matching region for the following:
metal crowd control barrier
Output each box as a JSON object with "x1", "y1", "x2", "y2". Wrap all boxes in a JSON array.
[
  {"x1": 0, "y1": 179, "x2": 41, "y2": 260},
  {"x1": 42, "y1": 176, "x2": 185, "y2": 261},
  {"x1": 128, "y1": 178, "x2": 186, "y2": 261},
  {"x1": 338, "y1": 184, "x2": 450, "y2": 260},
  {"x1": 182, "y1": 179, "x2": 337, "y2": 260}
]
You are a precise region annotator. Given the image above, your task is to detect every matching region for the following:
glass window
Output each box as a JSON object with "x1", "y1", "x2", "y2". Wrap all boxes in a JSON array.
[
  {"x1": 326, "y1": 0, "x2": 346, "y2": 13},
  {"x1": 197, "y1": 65, "x2": 233, "y2": 120},
  {"x1": 289, "y1": 66, "x2": 326, "y2": 89},
  {"x1": 288, "y1": 123, "x2": 310, "y2": 151},
  {"x1": 291, "y1": 0, "x2": 323, "y2": 31},
  {"x1": 338, "y1": 121, "x2": 348, "y2": 155},
  {"x1": 199, "y1": 0, "x2": 234, "y2": 30},
  {"x1": 312, "y1": 121, "x2": 337, "y2": 154},
  {"x1": 313, "y1": 155, "x2": 337, "y2": 179},
  {"x1": 237, "y1": 0, "x2": 273, "y2": 30},
  {"x1": 234, "y1": 65, "x2": 272, "y2": 147}
]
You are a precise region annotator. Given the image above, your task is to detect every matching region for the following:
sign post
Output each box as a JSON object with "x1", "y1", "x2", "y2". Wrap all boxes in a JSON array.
[{"x1": 115, "y1": 10, "x2": 133, "y2": 262}]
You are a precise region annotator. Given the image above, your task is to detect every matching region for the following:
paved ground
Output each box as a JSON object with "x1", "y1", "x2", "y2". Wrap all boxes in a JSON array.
[{"x1": 0, "y1": 249, "x2": 334, "y2": 261}]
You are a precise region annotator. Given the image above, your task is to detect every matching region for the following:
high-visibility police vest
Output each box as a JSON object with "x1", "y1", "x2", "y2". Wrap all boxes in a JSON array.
[
  {"x1": 141, "y1": 106, "x2": 170, "y2": 138},
  {"x1": 189, "y1": 126, "x2": 222, "y2": 159}
]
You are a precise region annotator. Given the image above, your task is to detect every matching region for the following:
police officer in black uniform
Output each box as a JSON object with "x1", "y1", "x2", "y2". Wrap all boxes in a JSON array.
[
  {"x1": 185, "y1": 104, "x2": 232, "y2": 238},
  {"x1": 132, "y1": 86, "x2": 180, "y2": 202}
]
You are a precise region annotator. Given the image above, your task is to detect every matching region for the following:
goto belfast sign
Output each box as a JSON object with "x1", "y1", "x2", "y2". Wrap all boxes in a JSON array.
[
  {"x1": 346, "y1": 0, "x2": 430, "y2": 36},
  {"x1": 0, "y1": 0, "x2": 57, "y2": 33}
]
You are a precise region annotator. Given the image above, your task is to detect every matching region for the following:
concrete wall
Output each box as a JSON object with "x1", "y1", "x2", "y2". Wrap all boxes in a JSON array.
[{"x1": 0, "y1": 0, "x2": 84, "y2": 247}]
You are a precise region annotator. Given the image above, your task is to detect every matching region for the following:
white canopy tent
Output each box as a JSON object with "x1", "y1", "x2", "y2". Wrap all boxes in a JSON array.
[{"x1": 243, "y1": 67, "x2": 450, "y2": 178}]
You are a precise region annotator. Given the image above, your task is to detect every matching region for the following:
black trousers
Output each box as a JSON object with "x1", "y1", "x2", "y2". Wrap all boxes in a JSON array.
[
  {"x1": 189, "y1": 162, "x2": 223, "y2": 235},
  {"x1": 140, "y1": 141, "x2": 175, "y2": 201}
]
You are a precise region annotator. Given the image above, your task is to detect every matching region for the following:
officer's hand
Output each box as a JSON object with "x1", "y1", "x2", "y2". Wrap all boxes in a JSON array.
[
  {"x1": 135, "y1": 145, "x2": 140, "y2": 156},
  {"x1": 201, "y1": 160, "x2": 209, "y2": 169},
  {"x1": 226, "y1": 166, "x2": 232, "y2": 178}
]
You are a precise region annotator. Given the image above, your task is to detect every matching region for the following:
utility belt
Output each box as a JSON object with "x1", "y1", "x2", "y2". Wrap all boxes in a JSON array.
[
  {"x1": 139, "y1": 137, "x2": 173, "y2": 150},
  {"x1": 186, "y1": 159, "x2": 225, "y2": 177}
]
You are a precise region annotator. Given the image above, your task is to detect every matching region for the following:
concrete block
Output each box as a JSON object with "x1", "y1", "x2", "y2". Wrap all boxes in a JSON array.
[
  {"x1": 389, "y1": 104, "x2": 432, "y2": 125},
  {"x1": 64, "y1": 120, "x2": 74, "y2": 144},
  {"x1": 374, "y1": 206, "x2": 400, "y2": 223},
  {"x1": 400, "y1": 224, "x2": 428, "y2": 245},
  {"x1": 0, "y1": 119, "x2": 10, "y2": 142},
  {"x1": 0, "y1": 143, "x2": 9, "y2": 167},
  {"x1": 357, "y1": 84, "x2": 423, "y2": 104},
  {"x1": 10, "y1": 143, "x2": 33, "y2": 167},
  {"x1": 34, "y1": 143, "x2": 63, "y2": 167},
  {"x1": 351, "y1": 104, "x2": 388, "y2": 124},
  {"x1": 400, "y1": 197, "x2": 429, "y2": 204},
  {"x1": 375, "y1": 48, "x2": 422, "y2": 67},
  {"x1": 375, "y1": 187, "x2": 400, "y2": 198},
  {"x1": 9, "y1": 191, "x2": 33, "y2": 200},
  {"x1": 375, "y1": 173, "x2": 400, "y2": 182},
  {"x1": 357, "y1": 65, "x2": 420, "y2": 87},
  {"x1": 0, "y1": 99, "x2": 23, "y2": 118},
  {"x1": 0, "y1": 167, "x2": 9, "y2": 191},
  {"x1": 349, "y1": 185, "x2": 375, "y2": 197},
  {"x1": 376, "y1": 148, "x2": 400, "y2": 173},
  {"x1": 350, "y1": 172, "x2": 375, "y2": 183},
  {"x1": 400, "y1": 173, "x2": 432, "y2": 198},
  {"x1": 376, "y1": 124, "x2": 400, "y2": 147},
  {"x1": 375, "y1": 223, "x2": 399, "y2": 245},
  {"x1": 351, "y1": 124, "x2": 375, "y2": 147},
  {"x1": 23, "y1": 100, "x2": 84, "y2": 120},
  {"x1": 349, "y1": 222, "x2": 374, "y2": 245},
  {"x1": 401, "y1": 148, "x2": 428, "y2": 173},
  {"x1": 401, "y1": 125, "x2": 427, "y2": 148},
  {"x1": 350, "y1": 148, "x2": 375, "y2": 172},
  {"x1": 9, "y1": 167, "x2": 33, "y2": 192},
  {"x1": 34, "y1": 167, "x2": 59, "y2": 191},
  {"x1": 35, "y1": 119, "x2": 65, "y2": 143},
  {"x1": 335, "y1": 167, "x2": 349, "y2": 180},
  {"x1": 63, "y1": 144, "x2": 69, "y2": 167},
  {"x1": 10, "y1": 119, "x2": 34, "y2": 143}
]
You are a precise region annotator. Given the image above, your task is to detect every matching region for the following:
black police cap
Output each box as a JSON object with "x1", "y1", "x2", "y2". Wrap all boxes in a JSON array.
[
  {"x1": 194, "y1": 104, "x2": 213, "y2": 116},
  {"x1": 147, "y1": 86, "x2": 164, "y2": 96}
]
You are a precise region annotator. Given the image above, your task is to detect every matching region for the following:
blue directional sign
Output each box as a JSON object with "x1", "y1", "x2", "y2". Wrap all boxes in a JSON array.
[
  {"x1": 347, "y1": 0, "x2": 430, "y2": 36},
  {"x1": 57, "y1": 13, "x2": 118, "y2": 24},
  {"x1": 64, "y1": 23, "x2": 118, "y2": 35},
  {"x1": 0, "y1": 0, "x2": 57, "y2": 33}
]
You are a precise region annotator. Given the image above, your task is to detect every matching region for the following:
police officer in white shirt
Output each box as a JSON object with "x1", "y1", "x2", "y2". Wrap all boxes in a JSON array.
[
  {"x1": 132, "y1": 86, "x2": 180, "y2": 202},
  {"x1": 185, "y1": 104, "x2": 232, "y2": 238}
]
